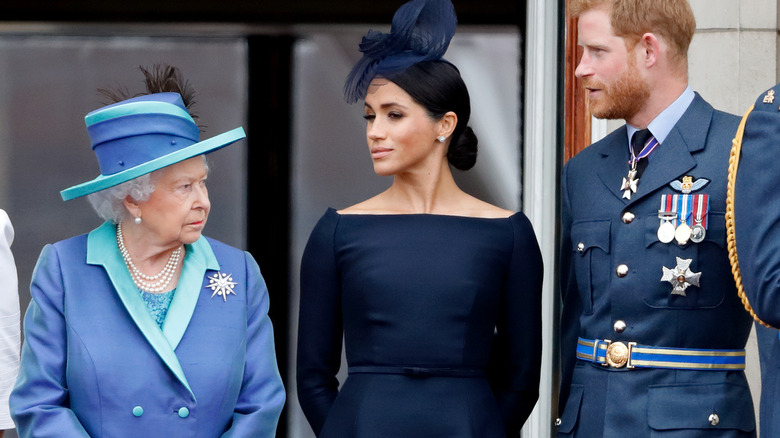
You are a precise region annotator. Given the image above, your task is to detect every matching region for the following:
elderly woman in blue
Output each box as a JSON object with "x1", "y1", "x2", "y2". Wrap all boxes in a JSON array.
[{"x1": 9, "y1": 66, "x2": 285, "y2": 437}]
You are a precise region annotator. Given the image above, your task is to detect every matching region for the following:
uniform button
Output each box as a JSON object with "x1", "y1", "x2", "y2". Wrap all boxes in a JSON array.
[
  {"x1": 554, "y1": 417, "x2": 562, "y2": 427},
  {"x1": 616, "y1": 264, "x2": 629, "y2": 277},
  {"x1": 614, "y1": 320, "x2": 627, "y2": 333},
  {"x1": 178, "y1": 407, "x2": 190, "y2": 418},
  {"x1": 709, "y1": 413, "x2": 719, "y2": 426},
  {"x1": 577, "y1": 242, "x2": 585, "y2": 252},
  {"x1": 132, "y1": 406, "x2": 143, "y2": 417},
  {"x1": 622, "y1": 212, "x2": 635, "y2": 223}
]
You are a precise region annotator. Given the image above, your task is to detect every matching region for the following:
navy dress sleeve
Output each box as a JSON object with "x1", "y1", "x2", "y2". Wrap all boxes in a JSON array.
[
  {"x1": 297, "y1": 210, "x2": 343, "y2": 435},
  {"x1": 489, "y1": 212, "x2": 543, "y2": 435}
]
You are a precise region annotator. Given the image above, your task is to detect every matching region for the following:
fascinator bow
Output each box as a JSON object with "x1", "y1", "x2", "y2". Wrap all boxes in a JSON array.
[{"x1": 344, "y1": 0, "x2": 457, "y2": 103}]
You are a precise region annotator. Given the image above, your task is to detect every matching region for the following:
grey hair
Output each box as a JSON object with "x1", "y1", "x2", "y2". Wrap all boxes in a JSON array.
[
  {"x1": 87, "y1": 172, "x2": 158, "y2": 224},
  {"x1": 86, "y1": 156, "x2": 211, "y2": 223}
]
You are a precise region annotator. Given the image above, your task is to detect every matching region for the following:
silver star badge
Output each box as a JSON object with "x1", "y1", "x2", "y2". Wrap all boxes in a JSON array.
[
  {"x1": 661, "y1": 257, "x2": 701, "y2": 296},
  {"x1": 206, "y1": 272, "x2": 237, "y2": 301}
]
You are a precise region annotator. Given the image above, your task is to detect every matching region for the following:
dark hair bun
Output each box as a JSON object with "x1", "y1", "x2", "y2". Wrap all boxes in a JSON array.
[{"x1": 447, "y1": 126, "x2": 478, "y2": 171}]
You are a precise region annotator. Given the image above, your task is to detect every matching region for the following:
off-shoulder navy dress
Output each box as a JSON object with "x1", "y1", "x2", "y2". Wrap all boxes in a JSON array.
[{"x1": 297, "y1": 208, "x2": 543, "y2": 437}]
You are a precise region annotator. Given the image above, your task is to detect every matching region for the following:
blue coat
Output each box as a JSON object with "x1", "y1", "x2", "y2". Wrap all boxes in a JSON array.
[
  {"x1": 732, "y1": 83, "x2": 780, "y2": 434},
  {"x1": 10, "y1": 222, "x2": 285, "y2": 437},
  {"x1": 559, "y1": 94, "x2": 755, "y2": 437}
]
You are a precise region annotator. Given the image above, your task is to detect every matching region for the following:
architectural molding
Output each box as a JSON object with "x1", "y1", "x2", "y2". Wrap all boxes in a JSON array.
[{"x1": 522, "y1": 0, "x2": 560, "y2": 436}]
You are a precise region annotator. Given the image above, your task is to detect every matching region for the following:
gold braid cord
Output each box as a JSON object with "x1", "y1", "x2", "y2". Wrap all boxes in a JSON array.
[{"x1": 725, "y1": 104, "x2": 775, "y2": 329}]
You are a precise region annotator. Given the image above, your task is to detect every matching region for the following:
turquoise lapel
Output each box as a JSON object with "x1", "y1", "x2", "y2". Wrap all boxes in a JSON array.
[
  {"x1": 86, "y1": 222, "x2": 218, "y2": 398},
  {"x1": 162, "y1": 236, "x2": 219, "y2": 350}
]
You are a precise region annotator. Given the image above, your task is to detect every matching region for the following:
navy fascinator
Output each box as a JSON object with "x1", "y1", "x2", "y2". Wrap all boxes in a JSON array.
[{"x1": 344, "y1": 0, "x2": 457, "y2": 103}]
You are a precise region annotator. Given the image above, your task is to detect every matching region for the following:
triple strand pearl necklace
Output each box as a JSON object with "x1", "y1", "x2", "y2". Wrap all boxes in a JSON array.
[{"x1": 116, "y1": 222, "x2": 182, "y2": 293}]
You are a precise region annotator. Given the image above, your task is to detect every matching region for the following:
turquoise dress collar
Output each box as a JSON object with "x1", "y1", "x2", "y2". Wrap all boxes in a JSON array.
[{"x1": 85, "y1": 221, "x2": 220, "y2": 397}]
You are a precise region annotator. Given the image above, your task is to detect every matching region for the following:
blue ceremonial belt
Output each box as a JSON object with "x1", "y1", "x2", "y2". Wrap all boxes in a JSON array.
[{"x1": 576, "y1": 337, "x2": 745, "y2": 370}]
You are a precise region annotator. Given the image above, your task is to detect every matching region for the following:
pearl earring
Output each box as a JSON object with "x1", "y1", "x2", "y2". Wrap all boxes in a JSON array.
[
  {"x1": 134, "y1": 216, "x2": 142, "y2": 225},
  {"x1": 437, "y1": 136, "x2": 446, "y2": 143}
]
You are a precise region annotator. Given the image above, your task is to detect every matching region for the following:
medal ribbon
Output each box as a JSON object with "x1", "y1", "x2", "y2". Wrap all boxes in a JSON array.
[
  {"x1": 661, "y1": 194, "x2": 672, "y2": 214},
  {"x1": 693, "y1": 194, "x2": 709, "y2": 229},
  {"x1": 677, "y1": 194, "x2": 693, "y2": 227},
  {"x1": 628, "y1": 136, "x2": 660, "y2": 165}
]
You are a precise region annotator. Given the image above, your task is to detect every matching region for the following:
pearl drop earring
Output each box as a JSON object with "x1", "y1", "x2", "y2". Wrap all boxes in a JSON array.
[
  {"x1": 134, "y1": 216, "x2": 142, "y2": 225},
  {"x1": 437, "y1": 136, "x2": 446, "y2": 143}
]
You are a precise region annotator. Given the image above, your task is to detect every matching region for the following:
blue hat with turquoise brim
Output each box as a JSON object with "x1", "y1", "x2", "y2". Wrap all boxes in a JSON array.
[{"x1": 61, "y1": 92, "x2": 245, "y2": 201}]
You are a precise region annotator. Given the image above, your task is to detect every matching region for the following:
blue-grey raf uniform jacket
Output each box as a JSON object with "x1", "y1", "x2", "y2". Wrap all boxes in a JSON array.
[
  {"x1": 10, "y1": 222, "x2": 286, "y2": 437},
  {"x1": 732, "y1": 83, "x2": 780, "y2": 435},
  {"x1": 559, "y1": 93, "x2": 755, "y2": 437}
]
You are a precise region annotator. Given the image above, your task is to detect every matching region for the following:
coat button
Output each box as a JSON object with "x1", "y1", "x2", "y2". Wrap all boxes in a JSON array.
[
  {"x1": 554, "y1": 417, "x2": 562, "y2": 427},
  {"x1": 614, "y1": 320, "x2": 627, "y2": 333},
  {"x1": 178, "y1": 407, "x2": 190, "y2": 418},
  {"x1": 132, "y1": 406, "x2": 143, "y2": 417},
  {"x1": 709, "y1": 413, "x2": 719, "y2": 426},
  {"x1": 616, "y1": 264, "x2": 629, "y2": 277},
  {"x1": 577, "y1": 242, "x2": 585, "y2": 252},
  {"x1": 622, "y1": 212, "x2": 635, "y2": 223}
]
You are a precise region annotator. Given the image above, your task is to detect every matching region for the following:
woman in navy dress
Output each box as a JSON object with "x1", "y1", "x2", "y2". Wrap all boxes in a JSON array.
[{"x1": 296, "y1": 1, "x2": 543, "y2": 437}]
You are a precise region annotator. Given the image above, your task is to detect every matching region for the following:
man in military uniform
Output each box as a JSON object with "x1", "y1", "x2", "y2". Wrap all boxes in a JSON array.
[
  {"x1": 731, "y1": 83, "x2": 780, "y2": 435},
  {"x1": 558, "y1": 0, "x2": 755, "y2": 436}
]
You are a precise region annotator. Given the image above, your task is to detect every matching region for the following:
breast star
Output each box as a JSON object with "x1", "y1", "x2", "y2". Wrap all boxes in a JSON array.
[
  {"x1": 206, "y1": 272, "x2": 238, "y2": 301},
  {"x1": 661, "y1": 257, "x2": 701, "y2": 296}
]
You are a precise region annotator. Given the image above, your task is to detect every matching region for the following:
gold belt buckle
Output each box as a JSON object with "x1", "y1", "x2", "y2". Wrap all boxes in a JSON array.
[{"x1": 604, "y1": 340, "x2": 636, "y2": 368}]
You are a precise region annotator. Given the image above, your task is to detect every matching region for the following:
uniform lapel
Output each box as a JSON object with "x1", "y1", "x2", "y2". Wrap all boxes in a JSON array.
[
  {"x1": 86, "y1": 222, "x2": 216, "y2": 398},
  {"x1": 627, "y1": 131, "x2": 696, "y2": 203},
  {"x1": 627, "y1": 95, "x2": 711, "y2": 207},
  {"x1": 595, "y1": 126, "x2": 635, "y2": 202},
  {"x1": 162, "y1": 236, "x2": 219, "y2": 350}
]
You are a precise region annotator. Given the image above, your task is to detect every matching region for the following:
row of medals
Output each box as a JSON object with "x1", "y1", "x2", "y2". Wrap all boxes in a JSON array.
[
  {"x1": 622, "y1": 149, "x2": 706, "y2": 246},
  {"x1": 657, "y1": 210, "x2": 705, "y2": 245}
]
